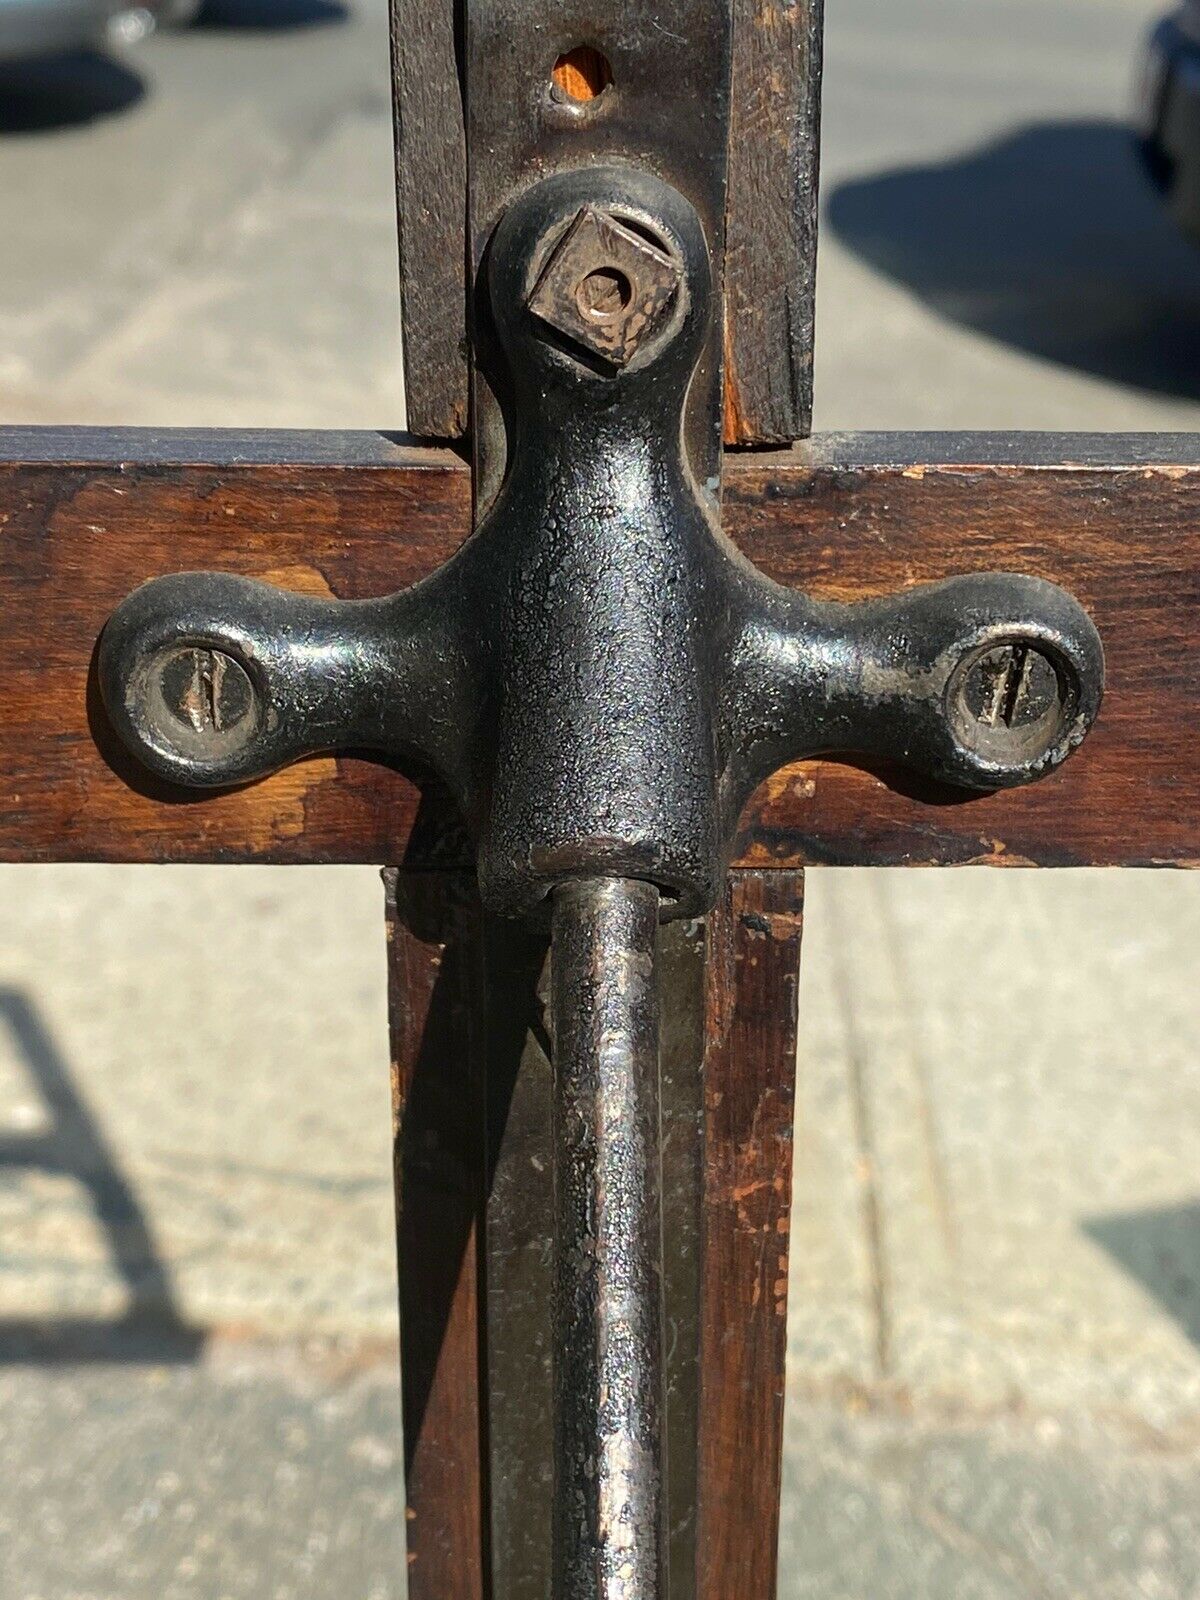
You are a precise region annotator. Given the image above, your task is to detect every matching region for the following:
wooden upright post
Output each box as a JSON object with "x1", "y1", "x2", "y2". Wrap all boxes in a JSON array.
[{"x1": 387, "y1": 868, "x2": 804, "y2": 1599}]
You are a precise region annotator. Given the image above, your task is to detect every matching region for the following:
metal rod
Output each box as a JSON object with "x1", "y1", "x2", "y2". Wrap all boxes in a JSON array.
[{"x1": 551, "y1": 876, "x2": 666, "y2": 1600}]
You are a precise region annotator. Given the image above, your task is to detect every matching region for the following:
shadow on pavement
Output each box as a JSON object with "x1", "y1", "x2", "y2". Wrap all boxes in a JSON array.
[
  {"x1": 0, "y1": 51, "x2": 145, "y2": 133},
  {"x1": 0, "y1": 985, "x2": 203, "y2": 1363},
  {"x1": 1085, "y1": 1202, "x2": 1200, "y2": 1348},
  {"x1": 826, "y1": 118, "x2": 1200, "y2": 401},
  {"x1": 195, "y1": 0, "x2": 348, "y2": 30}
]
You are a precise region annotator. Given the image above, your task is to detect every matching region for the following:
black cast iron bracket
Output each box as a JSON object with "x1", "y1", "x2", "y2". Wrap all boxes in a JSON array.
[{"x1": 99, "y1": 165, "x2": 1103, "y2": 922}]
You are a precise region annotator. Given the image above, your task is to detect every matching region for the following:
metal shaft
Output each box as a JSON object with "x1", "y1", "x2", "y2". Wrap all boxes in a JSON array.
[{"x1": 551, "y1": 877, "x2": 666, "y2": 1600}]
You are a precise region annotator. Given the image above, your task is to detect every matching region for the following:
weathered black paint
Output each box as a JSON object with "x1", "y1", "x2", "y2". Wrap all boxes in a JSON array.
[
  {"x1": 100, "y1": 167, "x2": 1103, "y2": 923},
  {"x1": 463, "y1": 0, "x2": 733, "y2": 509}
]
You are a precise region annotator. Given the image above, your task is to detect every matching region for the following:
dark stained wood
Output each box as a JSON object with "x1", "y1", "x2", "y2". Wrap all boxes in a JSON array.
[
  {"x1": 390, "y1": 0, "x2": 469, "y2": 438},
  {"x1": 696, "y1": 868, "x2": 802, "y2": 1600},
  {"x1": 2, "y1": 428, "x2": 1199, "y2": 869},
  {"x1": 463, "y1": 1, "x2": 733, "y2": 514},
  {"x1": 724, "y1": 0, "x2": 824, "y2": 444},
  {"x1": 383, "y1": 866, "x2": 800, "y2": 1600},
  {"x1": 386, "y1": 869, "x2": 487, "y2": 1600},
  {"x1": 386, "y1": 0, "x2": 825, "y2": 447},
  {"x1": 477, "y1": 912, "x2": 554, "y2": 1600},
  {"x1": 386, "y1": 868, "x2": 561, "y2": 1600}
]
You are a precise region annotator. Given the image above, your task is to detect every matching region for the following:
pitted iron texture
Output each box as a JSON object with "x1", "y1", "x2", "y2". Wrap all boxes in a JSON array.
[{"x1": 99, "y1": 167, "x2": 1104, "y2": 921}]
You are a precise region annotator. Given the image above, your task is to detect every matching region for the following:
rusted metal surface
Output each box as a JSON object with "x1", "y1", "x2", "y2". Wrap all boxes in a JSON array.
[
  {"x1": 551, "y1": 878, "x2": 665, "y2": 1600},
  {"x1": 479, "y1": 907, "x2": 705, "y2": 1600},
  {"x1": 527, "y1": 206, "x2": 683, "y2": 371}
]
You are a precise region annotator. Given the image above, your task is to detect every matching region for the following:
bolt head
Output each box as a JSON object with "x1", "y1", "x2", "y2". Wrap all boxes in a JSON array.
[
  {"x1": 526, "y1": 207, "x2": 682, "y2": 370},
  {"x1": 959, "y1": 644, "x2": 1060, "y2": 731},
  {"x1": 137, "y1": 643, "x2": 261, "y2": 766},
  {"x1": 159, "y1": 646, "x2": 256, "y2": 737},
  {"x1": 948, "y1": 638, "x2": 1071, "y2": 769}
]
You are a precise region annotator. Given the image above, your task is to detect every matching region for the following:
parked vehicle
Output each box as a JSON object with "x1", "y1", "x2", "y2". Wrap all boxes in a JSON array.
[
  {"x1": 0, "y1": 0, "x2": 200, "y2": 64},
  {"x1": 1139, "y1": 4, "x2": 1200, "y2": 239},
  {"x1": 0, "y1": 0, "x2": 149, "y2": 58}
]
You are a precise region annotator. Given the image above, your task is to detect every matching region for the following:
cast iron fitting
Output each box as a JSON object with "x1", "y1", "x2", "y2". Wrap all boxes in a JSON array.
[{"x1": 98, "y1": 165, "x2": 1105, "y2": 925}]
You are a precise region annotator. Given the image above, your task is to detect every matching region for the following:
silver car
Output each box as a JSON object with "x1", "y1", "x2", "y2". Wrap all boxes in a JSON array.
[{"x1": 0, "y1": 0, "x2": 193, "y2": 64}]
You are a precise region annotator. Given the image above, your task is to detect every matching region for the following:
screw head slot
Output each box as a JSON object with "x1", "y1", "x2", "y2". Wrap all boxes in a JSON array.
[
  {"x1": 948, "y1": 637, "x2": 1073, "y2": 772},
  {"x1": 135, "y1": 643, "x2": 261, "y2": 767},
  {"x1": 159, "y1": 645, "x2": 255, "y2": 736},
  {"x1": 961, "y1": 643, "x2": 1059, "y2": 731}
]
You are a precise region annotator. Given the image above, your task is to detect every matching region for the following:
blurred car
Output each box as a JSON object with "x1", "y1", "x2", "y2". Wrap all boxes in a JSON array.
[
  {"x1": 0, "y1": 0, "x2": 150, "y2": 58},
  {"x1": 0, "y1": 0, "x2": 197, "y2": 63},
  {"x1": 1139, "y1": 4, "x2": 1200, "y2": 239}
]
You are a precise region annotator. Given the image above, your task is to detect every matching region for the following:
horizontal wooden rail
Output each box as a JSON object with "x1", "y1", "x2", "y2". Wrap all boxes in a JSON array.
[{"x1": 1, "y1": 428, "x2": 1196, "y2": 868}]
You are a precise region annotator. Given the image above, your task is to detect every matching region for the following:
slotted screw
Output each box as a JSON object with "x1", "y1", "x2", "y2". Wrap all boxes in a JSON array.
[
  {"x1": 158, "y1": 646, "x2": 255, "y2": 737},
  {"x1": 960, "y1": 643, "x2": 1060, "y2": 730},
  {"x1": 130, "y1": 643, "x2": 263, "y2": 766}
]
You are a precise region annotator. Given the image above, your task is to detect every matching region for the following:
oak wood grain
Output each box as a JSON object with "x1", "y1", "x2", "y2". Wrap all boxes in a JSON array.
[{"x1": 1, "y1": 428, "x2": 1196, "y2": 869}]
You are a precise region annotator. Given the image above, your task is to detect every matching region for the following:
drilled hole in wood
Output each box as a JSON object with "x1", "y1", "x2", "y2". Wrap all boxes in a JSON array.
[{"x1": 552, "y1": 46, "x2": 613, "y2": 103}]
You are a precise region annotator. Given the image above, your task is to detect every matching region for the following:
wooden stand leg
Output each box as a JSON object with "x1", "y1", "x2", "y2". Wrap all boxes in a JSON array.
[
  {"x1": 386, "y1": 870, "x2": 488, "y2": 1600},
  {"x1": 386, "y1": 866, "x2": 803, "y2": 1600},
  {"x1": 697, "y1": 870, "x2": 803, "y2": 1600}
]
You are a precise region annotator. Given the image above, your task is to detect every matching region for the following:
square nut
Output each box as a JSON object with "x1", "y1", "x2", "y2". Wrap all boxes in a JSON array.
[{"x1": 527, "y1": 207, "x2": 682, "y2": 369}]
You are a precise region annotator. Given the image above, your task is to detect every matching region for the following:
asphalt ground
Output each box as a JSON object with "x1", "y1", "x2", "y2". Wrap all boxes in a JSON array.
[{"x1": 3, "y1": 0, "x2": 1200, "y2": 1594}]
